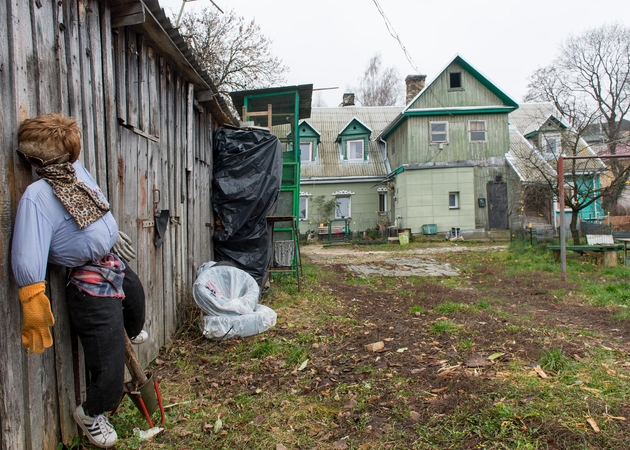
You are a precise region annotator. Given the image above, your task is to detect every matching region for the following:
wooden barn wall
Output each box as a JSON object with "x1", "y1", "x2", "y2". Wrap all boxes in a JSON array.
[{"x1": 0, "y1": 1, "x2": 216, "y2": 448}]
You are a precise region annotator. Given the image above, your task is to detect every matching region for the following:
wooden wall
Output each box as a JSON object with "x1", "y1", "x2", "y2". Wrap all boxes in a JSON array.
[{"x1": 0, "y1": 1, "x2": 220, "y2": 448}]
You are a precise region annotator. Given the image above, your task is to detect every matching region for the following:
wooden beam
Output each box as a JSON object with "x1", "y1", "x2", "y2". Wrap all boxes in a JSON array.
[
  {"x1": 122, "y1": 123, "x2": 160, "y2": 142},
  {"x1": 111, "y1": 2, "x2": 145, "y2": 28}
]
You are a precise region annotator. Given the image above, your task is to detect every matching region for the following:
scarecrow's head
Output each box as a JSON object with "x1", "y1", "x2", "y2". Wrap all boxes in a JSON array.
[{"x1": 17, "y1": 113, "x2": 82, "y2": 168}]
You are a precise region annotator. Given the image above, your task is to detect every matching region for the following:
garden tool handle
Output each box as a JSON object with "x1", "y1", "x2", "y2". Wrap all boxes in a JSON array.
[{"x1": 124, "y1": 333, "x2": 148, "y2": 384}]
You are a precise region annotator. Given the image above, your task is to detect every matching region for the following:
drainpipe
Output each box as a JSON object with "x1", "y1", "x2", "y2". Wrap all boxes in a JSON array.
[{"x1": 379, "y1": 138, "x2": 392, "y2": 174}]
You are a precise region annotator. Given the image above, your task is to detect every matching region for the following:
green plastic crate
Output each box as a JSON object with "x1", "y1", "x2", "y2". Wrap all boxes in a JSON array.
[{"x1": 422, "y1": 224, "x2": 437, "y2": 235}]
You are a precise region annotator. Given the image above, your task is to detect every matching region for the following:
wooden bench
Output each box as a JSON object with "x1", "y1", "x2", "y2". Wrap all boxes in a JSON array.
[{"x1": 547, "y1": 244, "x2": 623, "y2": 267}]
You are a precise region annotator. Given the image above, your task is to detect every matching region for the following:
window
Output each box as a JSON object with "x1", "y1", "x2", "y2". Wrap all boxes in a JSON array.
[
  {"x1": 469, "y1": 120, "x2": 487, "y2": 142},
  {"x1": 378, "y1": 192, "x2": 386, "y2": 212},
  {"x1": 430, "y1": 122, "x2": 448, "y2": 144},
  {"x1": 300, "y1": 141, "x2": 314, "y2": 162},
  {"x1": 335, "y1": 196, "x2": 351, "y2": 219},
  {"x1": 299, "y1": 196, "x2": 308, "y2": 220},
  {"x1": 346, "y1": 139, "x2": 364, "y2": 160},
  {"x1": 449, "y1": 192, "x2": 459, "y2": 209},
  {"x1": 542, "y1": 135, "x2": 560, "y2": 156},
  {"x1": 449, "y1": 72, "x2": 462, "y2": 89}
]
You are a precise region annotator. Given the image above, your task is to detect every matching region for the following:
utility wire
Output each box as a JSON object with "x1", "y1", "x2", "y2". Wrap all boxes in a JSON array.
[{"x1": 371, "y1": 0, "x2": 419, "y2": 74}]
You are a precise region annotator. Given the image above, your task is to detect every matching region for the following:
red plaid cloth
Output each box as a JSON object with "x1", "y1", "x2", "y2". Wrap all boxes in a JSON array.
[{"x1": 68, "y1": 253, "x2": 126, "y2": 298}]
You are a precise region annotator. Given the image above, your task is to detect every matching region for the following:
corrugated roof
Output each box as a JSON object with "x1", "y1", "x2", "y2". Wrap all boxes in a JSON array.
[
  {"x1": 506, "y1": 129, "x2": 556, "y2": 183},
  {"x1": 509, "y1": 102, "x2": 566, "y2": 136},
  {"x1": 300, "y1": 107, "x2": 404, "y2": 179},
  {"x1": 509, "y1": 103, "x2": 606, "y2": 172}
]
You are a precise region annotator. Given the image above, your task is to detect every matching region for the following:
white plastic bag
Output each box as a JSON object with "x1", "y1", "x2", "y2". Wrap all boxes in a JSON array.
[
  {"x1": 193, "y1": 263, "x2": 260, "y2": 316},
  {"x1": 193, "y1": 262, "x2": 276, "y2": 340},
  {"x1": 202, "y1": 304, "x2": 277, "y2": 340}
]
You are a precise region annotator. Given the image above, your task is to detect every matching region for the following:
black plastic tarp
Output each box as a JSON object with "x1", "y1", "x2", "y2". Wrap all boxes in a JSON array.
[{"x1": 212, "y1": 127, "x2": 282, "y2": 284}]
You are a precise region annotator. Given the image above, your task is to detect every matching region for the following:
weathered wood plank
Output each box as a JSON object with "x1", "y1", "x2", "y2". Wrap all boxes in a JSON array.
[
  {"x1": 31, "y1": 2, "x2": 65, "y2": 448},
  {"x1": 147, "y1": 46, "x2": 164, "y2": 356},
  {"x1": 64, "y1": 0, "x2": 83, "y2": 144},
  {"x1": 186, "y1": 84, "x2": 194, "y2": 172},
  {"x1": 7, "y1": 1, "x2": 44, "y2": 449},
  {"x1": 77, "y1": 0, "x2": 97, "y2": 176},
  {"x1": 162, "y1": 61, "x2": 177, "y2": 339},
  {"x1": 86, "y1": 0, "x2": 108, "y2": 190},
  {"x1": 114, "y1": 27, "x2": 127, "y2": 126},
  {"x1": 134, "y1": 34, "x2": 151, "y2": 366},
  {"x1": 0, "y1": 0, "x2": 27, "y2": 447},
  {"x1": 125, "y1": 28, "x2": 139, "y2": 128},
  {"x1": 128, "y1": 5, "x2": 208, "y2": 92},
  {"x1": 111, "y1": 1, "x2": 145, "y2": 28},
  {"x1": 101, "y1": 1, "x2": 118, "y2": 203}
]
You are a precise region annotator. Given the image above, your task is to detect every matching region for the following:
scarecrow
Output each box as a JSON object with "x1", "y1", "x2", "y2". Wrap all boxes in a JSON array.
[{"x1": 11, "y1": 113, "x2": 147, "y2": 449}]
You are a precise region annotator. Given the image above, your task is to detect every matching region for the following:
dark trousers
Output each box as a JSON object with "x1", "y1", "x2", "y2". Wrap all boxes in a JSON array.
[{"x1": 66, "y1": 265, "x2": 145, "y2": 416}]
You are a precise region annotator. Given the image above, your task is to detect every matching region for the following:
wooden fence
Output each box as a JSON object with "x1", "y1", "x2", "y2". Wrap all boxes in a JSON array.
[{"x1": 0, "y1": 1, "x2": 236, "y2": 448}]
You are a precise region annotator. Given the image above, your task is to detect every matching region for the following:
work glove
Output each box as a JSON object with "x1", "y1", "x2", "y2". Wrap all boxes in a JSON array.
[
  {"x1": 18, "y1": 282, "x2": 54, "y2": 354},
  {"x1": 112, "y1": 231, "x2": 136, "y2": 261}
]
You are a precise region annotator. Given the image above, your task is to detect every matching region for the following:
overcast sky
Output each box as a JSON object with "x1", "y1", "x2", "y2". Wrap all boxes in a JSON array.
[{"x1": 159, "y1": 0, "x2": 630, "y2": 107}]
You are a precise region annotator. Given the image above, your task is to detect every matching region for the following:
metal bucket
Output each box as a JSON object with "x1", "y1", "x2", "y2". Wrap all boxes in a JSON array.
[{"x1": 125, "y1": 371, "x2": 158, "y2": 416}]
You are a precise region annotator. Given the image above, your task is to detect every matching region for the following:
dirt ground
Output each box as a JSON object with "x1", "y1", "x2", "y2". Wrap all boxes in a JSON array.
[{"x1": 154, "y1": 243, "x2": 630, "y2": 449}]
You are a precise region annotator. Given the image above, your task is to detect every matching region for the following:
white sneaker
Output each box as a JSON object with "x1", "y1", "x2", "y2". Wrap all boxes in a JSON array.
[
  {"x1": 73, "y1": 405, "x2": 117, "y2": 448},
  {"x1": 130, "y1": 329, "x2": 149, "y2": 344}
]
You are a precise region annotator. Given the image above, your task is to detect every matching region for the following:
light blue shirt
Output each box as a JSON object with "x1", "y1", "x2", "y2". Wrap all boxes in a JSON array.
[{"x1": 11, "y1": 161, "x2": 119, "y2": 287}]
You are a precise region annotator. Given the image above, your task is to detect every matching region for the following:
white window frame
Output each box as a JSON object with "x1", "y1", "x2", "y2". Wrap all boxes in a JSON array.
[
  {"x1": 449, "y1": 192, "x2": 459, "y2": 209},
  {"x1": 335, "y1": 196, "x2": 351, "y2": 218},
  {"x1": 430, "y1": 121, "x2": 449, "y2": 144},
  {"x1": 299, "y1": 196, "x2": 309, "y2": 220},
  {"x1": 469, "y1": 120, "x2": 487, "y2": 142},
  {"x1": 300, "y1": 141, "x2": 314, "y2": 162},
  {"x1": 378, "y1": 192, "x2": 387, "y2": 212},
  {"x1": 346, "y1": 139, "x2": 365, "y2": 161}
]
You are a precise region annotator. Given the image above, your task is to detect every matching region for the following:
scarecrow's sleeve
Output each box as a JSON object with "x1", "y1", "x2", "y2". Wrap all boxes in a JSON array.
[{"x1": 11, "y1": 197, "x2": 52, "y2": 287}]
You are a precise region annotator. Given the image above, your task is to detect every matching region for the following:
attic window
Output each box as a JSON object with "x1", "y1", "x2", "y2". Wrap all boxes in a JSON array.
[
  {"x1": 449, "y1": 72, "x2": 462, "y2": 89},
  {"x1": 347, "y1": 140, "x2": 364, "y2": 160}
]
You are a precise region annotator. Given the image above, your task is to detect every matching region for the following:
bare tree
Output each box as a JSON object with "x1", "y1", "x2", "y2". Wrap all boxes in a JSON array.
[
  {"x1": 525, "y1": 23, "x2": 630, "y2": 209},
  {"x1": 514, "y1": 121, "x2": 630, "y2": 243},
  {"x1": 311, "y1": 92, "x2": 328, "y2": 108},
  {"x1": 178, "y1": 8, "x2": 288, "y2": 97},
  {"x1": 351, "y1": 53, "x2": 403, "y2": 106}
]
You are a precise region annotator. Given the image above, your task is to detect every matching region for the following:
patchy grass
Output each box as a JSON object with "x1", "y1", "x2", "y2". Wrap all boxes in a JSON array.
[{"x1": 95, "y1": 242, "x2": 630, "y2": 450}]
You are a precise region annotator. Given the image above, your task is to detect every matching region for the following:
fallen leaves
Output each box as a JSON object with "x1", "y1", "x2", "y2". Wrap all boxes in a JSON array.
[
  {"x1": 586, "y1": 415, "x2": 601, "y2": 433},
  {"x1": 365, "y1": 341, "x2": 384, "y2": 352}
]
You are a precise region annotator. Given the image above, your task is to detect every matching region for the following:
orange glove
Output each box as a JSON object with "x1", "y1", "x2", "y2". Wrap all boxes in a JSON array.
[{"x1": 18, "y1": 282, "x2": 55, "y2": 354}]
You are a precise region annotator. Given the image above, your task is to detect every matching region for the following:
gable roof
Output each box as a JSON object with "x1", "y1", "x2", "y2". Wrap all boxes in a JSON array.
[
  {"x1": 299, "y1": 106, "x2": 403, "y2": 180},
  {"x1": 380, "y1": 54, "x2": 518, "y2": 140},
  {"x1": 336, "y1": 117, "x2": 372, "y2": 142},
  {"x1": 508, "y1": 104, "x2": 607, "y2": 174},
  {"x1": 407, "y1": 54, "x2": 519, "y2": 110},
  {"x1": 509, "y1": 102, "x2": 569, "y2": 137},
  {"x1": 288, "y1": 120, "x2": 321, "y2": 140},
  {"x1": 506, "y1": 128, "x2": 556, "y2": 183}
]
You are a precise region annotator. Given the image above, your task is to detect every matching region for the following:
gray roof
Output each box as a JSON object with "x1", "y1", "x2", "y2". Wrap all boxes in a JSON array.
[
  {"x1": 509, "y1": 103, "x2": 606, "y2": 172},
  {"x1": 506, "y1": 129, "x2": 556, "y2": 183},
  {"x1": 509, "y1": 102, "x2": 567, "y2": 136},
  {"x1": 300, "y1": 107, "x2": 404, "y2": 180}
]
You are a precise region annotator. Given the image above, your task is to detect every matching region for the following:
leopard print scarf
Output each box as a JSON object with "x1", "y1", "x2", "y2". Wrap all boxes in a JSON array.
[{"x1": 36, "y1": 163, "x2": 110, "y2": 229}]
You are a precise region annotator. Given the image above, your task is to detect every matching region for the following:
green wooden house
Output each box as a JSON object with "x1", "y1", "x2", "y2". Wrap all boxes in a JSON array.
[
  {"x1": 296, "y1": 100, "x2": 404, "y2": 237},
  {"x1": 507, "y1": 102, "x2": 606, "y2": 232},
  {"x1": 378, "y1": 55, "x2": 519, "y2": 236}
]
